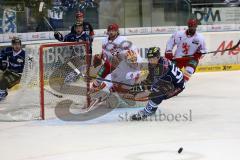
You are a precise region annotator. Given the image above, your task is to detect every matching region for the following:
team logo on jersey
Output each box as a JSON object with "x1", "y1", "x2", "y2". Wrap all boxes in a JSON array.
[{"x1": 17, "y1": 58, "x2": 24, "y2": 63}]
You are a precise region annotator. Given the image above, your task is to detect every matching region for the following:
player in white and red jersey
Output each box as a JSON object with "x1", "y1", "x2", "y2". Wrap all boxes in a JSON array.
[
  {"x1": 88, "y1": 50, "x2": 145, "y2": 109},
  {"x1": 92, "y1": 23, "x2": 138, "y2": 89},
  {"x1": 91, "y1": 49, "x2": 144, "y2": 94},
  {"x1": 165, "y1": 18, "x2": 207, "y2": 82}
]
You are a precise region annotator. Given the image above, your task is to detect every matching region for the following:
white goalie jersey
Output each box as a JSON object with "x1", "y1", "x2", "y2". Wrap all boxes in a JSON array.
[
  {"x1": 166, "y1": 30, "x2": 207, "y2": 58},
  {"x1": 104, "y1": 50, "x2": 144, "y2": 90}
]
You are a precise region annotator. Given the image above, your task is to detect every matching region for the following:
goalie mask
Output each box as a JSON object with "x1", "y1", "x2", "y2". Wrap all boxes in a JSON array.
[{"x1": 125, "y1": 50, "x2": 138, "y2": 68}]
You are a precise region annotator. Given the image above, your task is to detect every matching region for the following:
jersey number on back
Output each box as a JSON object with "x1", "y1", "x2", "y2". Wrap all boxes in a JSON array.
[{"x1": 171, "y1": 63, "x2": 183, "y2": 83}]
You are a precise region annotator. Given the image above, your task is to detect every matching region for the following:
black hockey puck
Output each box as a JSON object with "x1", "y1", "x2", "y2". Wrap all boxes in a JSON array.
[{"x1": 178, "y1": 147, "x2": 183, "y2": 154}]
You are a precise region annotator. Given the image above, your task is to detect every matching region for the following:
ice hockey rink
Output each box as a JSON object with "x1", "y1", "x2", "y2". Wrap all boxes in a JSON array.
[{"x1": 0, "y1": 70, "x2": 240, "y2": 160}]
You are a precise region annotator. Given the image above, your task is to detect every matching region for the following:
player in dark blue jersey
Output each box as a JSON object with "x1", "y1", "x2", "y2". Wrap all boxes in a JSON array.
[
  {"x1": 0, "y1": 37, "x2": 25, "y2": 101},
  {"x1": 70, "y1": 11, "x2": 94, "y2": 40},
  {"x1": 63, "y1": 22, "x2": 91, "y2": 43},
  {"x1": 130, "y1": 47, "x2": 185, "y2": 121},
  {"x1": 56, "y1": 22, "x2": 93, "y2": 84},
  {"x1": 54, "y1": 11, "x2": 94, "y2": 42},
  {"x1": 54, "y1": 22, "x2": 92, "y2": 53}
]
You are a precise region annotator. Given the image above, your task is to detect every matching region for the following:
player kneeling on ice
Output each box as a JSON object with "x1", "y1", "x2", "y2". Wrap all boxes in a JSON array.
[
  {"x1": 88, "y1": 50, "x2": 144, "y2": 108},
  {"x1": 130, "y1": 47, "x2": 185, "y2": 121},
  {"x1": 0, "y1": 37, "x2": 25, "y2": 101}
]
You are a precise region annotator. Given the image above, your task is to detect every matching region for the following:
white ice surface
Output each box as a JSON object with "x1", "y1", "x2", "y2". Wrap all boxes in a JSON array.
[{"x1": 0, "y1": 71, "x2": 240, "y2": 160}]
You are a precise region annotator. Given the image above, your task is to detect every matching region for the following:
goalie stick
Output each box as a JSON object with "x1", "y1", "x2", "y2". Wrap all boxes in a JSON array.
[
  {"x1": 67, "y1": 61, "x2": 134, "y2": 87},
  {"x1": 81, "y1": 92, "x2": 110, "y2": 113}
]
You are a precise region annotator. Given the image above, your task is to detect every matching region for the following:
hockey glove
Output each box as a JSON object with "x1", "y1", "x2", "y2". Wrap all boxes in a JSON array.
[
  {"x1": 165, "y1": 50, "x2": 174, "y2": 60},
  {"x1": 93, "y1": 54, "x2": 102, "y2": 68},
  {"x1": 193, "y1": 51, "x2": 202, "y2": 60},
  {"x1": 0, "y1": 61, "x2": 8, "y2": 71},
  {"x1": 54, "y1": 32, "x2": 63, "y2": 41}
]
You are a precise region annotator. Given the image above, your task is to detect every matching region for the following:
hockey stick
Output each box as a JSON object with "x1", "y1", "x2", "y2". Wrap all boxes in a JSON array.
[
  {"x1": 67, "y1": 61, "x2": 134, "y2": 87},
  {"x1": 81, "y1": 93, "x2": 109, "y2": 113},
  {"x1": 39, "y1": 1, "x2": 56, "y2": 32},
  {"x1": 43, "y1": 17, "x2": 55, "y2": 32},
  {"x1": 180, "y1": 40, "x2": 240, "y2": 59},
  {"x1": 44, "y1": 88, "x2": 63, "y2": 98},
  {"x1": 206, "y1": 40, "x2": 240, "y2": 54}
]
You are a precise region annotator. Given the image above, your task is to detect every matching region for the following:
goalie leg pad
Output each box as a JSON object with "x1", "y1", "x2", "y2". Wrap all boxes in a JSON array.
[{"x1": 0, "y1": 70, "x2": 21, "y2": 89}]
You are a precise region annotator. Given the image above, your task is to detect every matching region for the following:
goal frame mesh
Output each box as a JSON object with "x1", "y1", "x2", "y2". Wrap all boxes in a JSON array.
[{"x1": 39, "y1": 42, "x2": 90, "y2": 120}]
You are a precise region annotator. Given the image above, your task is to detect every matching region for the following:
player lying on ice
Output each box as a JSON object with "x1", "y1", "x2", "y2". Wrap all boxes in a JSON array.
[{"x1": 0, "y1": 37, "x2": 25, "y2": 101}]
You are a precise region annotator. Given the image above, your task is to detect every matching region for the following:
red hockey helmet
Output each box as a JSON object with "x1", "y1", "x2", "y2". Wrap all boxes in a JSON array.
[
  {"x1": 75, "y1": 11, "x2": 84, "y2": 18},
  {"x1": 187, "y1": 18, "x2": 198, "y2": 27},
  {"x1": 107, "y1": 23, "x2": 119, "y2": 32}
]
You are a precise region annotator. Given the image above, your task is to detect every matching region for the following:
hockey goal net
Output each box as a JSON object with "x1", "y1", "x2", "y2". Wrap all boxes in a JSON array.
[{"x1": 0, "y1": 42, "x2": 90, "y2": 121}]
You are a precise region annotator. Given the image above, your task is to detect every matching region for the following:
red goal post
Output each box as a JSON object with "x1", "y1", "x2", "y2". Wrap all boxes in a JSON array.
[
  {"x1": 39, "y1": 42, "x2": 90, "y2": 120},
  {"x1": 0, "y1": 42, "x2": 92, "y2": 121}
]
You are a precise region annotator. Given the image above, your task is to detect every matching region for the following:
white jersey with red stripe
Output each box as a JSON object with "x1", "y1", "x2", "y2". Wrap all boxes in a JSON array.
[
  {"x1": 166, "y1": 30, "x2": 207, "y2": 58},
  {"x1": 102, "y1": 35, "x2": 138, "y2": 61},
  {"x1": 104, "y1": 54, "x2": 144, "y2": 90}
]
